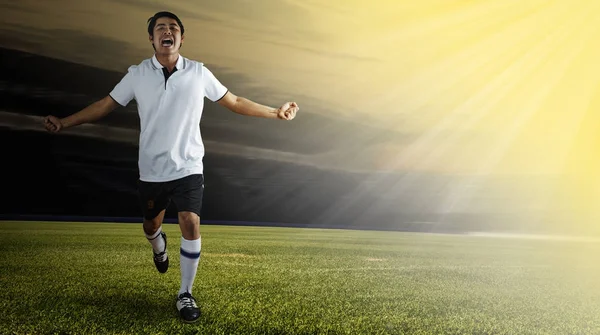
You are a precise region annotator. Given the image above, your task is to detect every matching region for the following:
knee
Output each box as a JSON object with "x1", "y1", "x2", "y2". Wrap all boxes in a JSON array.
[
  {"x1": 143, "y1": 217, "x2": 162, "y2": 235},
  {"x1": 179, "y1": 212, "x2": 199, "y2": 232}
]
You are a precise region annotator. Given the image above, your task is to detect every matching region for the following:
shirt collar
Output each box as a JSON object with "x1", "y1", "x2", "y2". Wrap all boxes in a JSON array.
[{"x1": 151, "y1": 54, "x2": 185, "y2": 70}]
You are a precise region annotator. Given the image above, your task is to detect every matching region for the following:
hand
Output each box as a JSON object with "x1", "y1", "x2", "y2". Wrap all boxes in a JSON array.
[
  {"x1": 44, "y1": 115, "x2": 63, "y2": 133},
  {"x1": 277, "y1": 102, "x2": 299, "y2": 120}
]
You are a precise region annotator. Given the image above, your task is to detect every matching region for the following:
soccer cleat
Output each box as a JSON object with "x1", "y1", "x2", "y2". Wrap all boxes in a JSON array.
[
  {"x1": 153, "y1": 232, "x2": 169, "y2": 273},
  {"x1": 176, "y1": 292, "x2": 201, "y2": 323}
]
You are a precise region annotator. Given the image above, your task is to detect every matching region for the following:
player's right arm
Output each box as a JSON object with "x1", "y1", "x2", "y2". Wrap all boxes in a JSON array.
[{"x1": 44, "y1": 95, "x2": 121, "y2": 133}]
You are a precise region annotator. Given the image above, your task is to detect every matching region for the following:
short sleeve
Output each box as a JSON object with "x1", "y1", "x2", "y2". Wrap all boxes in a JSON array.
[
  {"x1": 109, "y1": 66, "x2": 136, "y2": 107},
  {"x1": 203, "y1": 66, "x2": 228, "y2": 102}
]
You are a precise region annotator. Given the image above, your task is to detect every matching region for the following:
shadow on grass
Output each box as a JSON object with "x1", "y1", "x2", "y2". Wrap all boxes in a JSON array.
[{"x1": 63, "y1": 289, "x2": 181, "y2": 332}]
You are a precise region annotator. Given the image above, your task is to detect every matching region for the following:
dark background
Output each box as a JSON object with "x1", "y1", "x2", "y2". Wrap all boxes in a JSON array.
[{"x1": 0, "y1": 46, "x2": 591, "y2": 235}]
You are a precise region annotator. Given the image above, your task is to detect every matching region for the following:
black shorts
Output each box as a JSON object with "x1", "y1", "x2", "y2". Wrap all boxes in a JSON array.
[{"x1": 137, "y1": 174, "x2": 204, "y2": 220}]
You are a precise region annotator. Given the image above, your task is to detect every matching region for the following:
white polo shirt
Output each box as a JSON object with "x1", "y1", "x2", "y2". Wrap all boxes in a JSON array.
[{"x1": 109, "y1": 54, "x2": 228, "y2": 182}]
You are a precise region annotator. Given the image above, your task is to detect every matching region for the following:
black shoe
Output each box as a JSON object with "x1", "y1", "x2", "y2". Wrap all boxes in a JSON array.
[
  {"x1": 153, "y1": 232, "x2": 168, "y2": 273},
  {"x1": 176, "y1": 292, "x2": 201, "y2": 323}
]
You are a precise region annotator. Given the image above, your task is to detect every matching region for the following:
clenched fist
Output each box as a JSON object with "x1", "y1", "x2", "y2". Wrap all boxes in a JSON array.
[
  {"x1": 276, "y1": 102, "x2": 299, "y2": 121},
  {"x1": 44, "y1": 115, "x2": 63, "y2": 133}
]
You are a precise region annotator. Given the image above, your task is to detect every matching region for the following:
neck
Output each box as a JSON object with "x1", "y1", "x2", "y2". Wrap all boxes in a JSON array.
[{"x1": 155, "y1": 53, "x2": 179, "y2": 72}]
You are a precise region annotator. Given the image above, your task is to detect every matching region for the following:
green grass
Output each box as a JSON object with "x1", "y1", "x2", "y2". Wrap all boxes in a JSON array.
[{"x1": 1, "y1": 221, "x2": 599, "y2": 334}]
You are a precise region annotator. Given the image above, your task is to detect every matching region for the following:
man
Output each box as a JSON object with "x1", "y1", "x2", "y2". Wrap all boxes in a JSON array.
[{"x1": 43, "y1": 11, "x2": 299, "y2": 323}]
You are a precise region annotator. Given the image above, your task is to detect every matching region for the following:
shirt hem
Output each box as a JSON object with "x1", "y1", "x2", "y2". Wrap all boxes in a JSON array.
[{"x1": 139, "y1": 169, "x2": 204, "y2": 183}]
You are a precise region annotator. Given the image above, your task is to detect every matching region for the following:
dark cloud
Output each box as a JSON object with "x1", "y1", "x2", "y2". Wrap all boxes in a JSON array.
[
  {"x1": 0, "y1": 2, "x2": 40, "y2": 15},
  {"x1": 0, "y1": 23, "x2": 147, "y2": 72}
]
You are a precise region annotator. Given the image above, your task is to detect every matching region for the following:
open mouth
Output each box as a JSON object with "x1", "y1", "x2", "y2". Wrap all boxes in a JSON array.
[{"x1": 161, "y1": 38, "x2": 174, "y2": 47}]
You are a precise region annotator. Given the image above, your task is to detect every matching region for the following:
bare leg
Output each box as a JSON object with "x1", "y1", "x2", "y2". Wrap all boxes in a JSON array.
[{"x1": 178, "y1": 211, "x2": 200, "y2": 240}]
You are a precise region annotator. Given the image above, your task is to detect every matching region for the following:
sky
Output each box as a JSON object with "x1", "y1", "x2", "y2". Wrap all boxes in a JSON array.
[{"x1": 2, "y1": 0, "x2": 600, "y2": 228}]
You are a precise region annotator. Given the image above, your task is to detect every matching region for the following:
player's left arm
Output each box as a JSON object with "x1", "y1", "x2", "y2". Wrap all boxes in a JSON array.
[{"x1": 217, "y1": 91, "x2": 299, "y2": 121}]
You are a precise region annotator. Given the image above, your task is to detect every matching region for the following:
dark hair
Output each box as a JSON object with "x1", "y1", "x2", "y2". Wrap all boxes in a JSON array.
[{"x1": 147, "y1": 11, "x2": 185, "y2": 36}]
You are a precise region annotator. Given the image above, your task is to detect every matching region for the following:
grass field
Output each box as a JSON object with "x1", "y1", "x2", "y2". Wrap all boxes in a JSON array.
[{"x1": 1, "y1": 221, "x2": 599, "y2": 334}]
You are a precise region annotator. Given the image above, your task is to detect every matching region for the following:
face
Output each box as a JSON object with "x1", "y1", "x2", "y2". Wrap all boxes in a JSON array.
[{"x1": 150, "y1": 17, "x2": 184, "y2": 55}]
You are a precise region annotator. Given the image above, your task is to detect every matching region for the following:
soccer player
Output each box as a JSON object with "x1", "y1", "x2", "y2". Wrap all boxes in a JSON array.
[{"x1": 43, "y1": 11, "x2": 299, "y2": 323}]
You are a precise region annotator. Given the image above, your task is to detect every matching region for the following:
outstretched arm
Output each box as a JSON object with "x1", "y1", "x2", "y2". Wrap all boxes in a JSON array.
[
  {"x1": 217, "y1": 91, "x2": 299, "y2": 121},
  {"x1": 44, "y1": 95, "x2": 121, "y2": 133}
]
